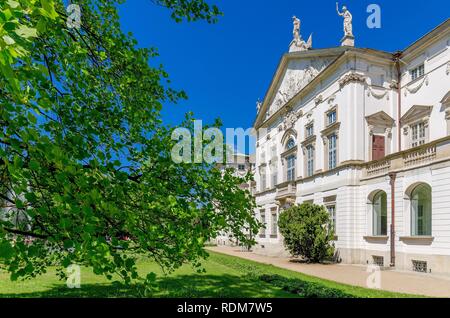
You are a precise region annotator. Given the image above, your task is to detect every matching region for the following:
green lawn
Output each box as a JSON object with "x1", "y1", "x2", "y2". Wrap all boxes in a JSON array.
[{"x1": 0, "y1": 251, "x2": 420, "y2": 298}]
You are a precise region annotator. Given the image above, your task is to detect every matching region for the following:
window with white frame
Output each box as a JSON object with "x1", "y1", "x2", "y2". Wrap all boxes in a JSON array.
[
  {"x1": 238, "y1": 164, "x2": 246, "y2": 171},
  {"x1": 270, "y1": 163, "x2": 277, "y2": 187},
  {"x1": 372, "y1": 191, "x2": 387, "y2": 236},
  {"x1": 306, "y1": 124, "x2": 314, "y2": 138},
  {"x1": 327, "y1": 110, "x2": 337, "y2": 126},
  {"x1": 306, "y1": 145, "x2": 314, "y2": 177},
  {"x1": 270, "y1": 208, "x2": 278, "y2": 238},
  {"x1": 410, "y1": 64, "x2": 425, "y2": 81},
  {"x1": 286, "y1": 155, "x2": 296, "y2": 181},
  {"x1": 286, "y1": 138, "x2": 296, "y2": 150},
  {"x1": 328, "y1": 134, "x2": 337, "y2": 170},
  {"x1": 260, "y1": 167, "x2": 267, "y2": 191},
  {"x1": 326, "y1": 205, "x2": 336, "y2": 233},
  {"x1": 259, "y1": 210, "x2": 266, "y2": 238},
  {"x1": 410, "y1": 184, "x2": 432, "y2": 236},
  {"x1": 410, "y1": 122, "x2": 426, "y2": 148}
]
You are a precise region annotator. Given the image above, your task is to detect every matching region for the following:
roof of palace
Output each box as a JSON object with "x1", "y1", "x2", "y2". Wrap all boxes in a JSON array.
[{"x1": 253, "y1": 19, "x2": 450, "y2": 129}]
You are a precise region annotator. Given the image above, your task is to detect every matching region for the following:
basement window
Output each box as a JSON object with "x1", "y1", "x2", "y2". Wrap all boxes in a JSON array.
[
  {"x1": 412, "y1": 260, "x2": 428, "y2": 273},
  {"x1": 372, "y1": 256, "x2": 384, "y2": 267}
]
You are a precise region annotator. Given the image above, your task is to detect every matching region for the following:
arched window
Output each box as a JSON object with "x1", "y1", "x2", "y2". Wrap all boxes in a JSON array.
[
  {"x1": 410, "y1": 184, "x2": 432, "y2": 236},
  {"x1": 372, "y1": 191, "x2": 387, "y2": 236},
  {"x1": 286, "y1": 138, "x2": 296, "y2": 150}
]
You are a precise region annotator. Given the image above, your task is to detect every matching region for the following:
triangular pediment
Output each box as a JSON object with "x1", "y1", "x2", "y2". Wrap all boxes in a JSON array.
[
  {"x1": 365, "y1": 111, "x2": 395, "y2": 127},
  {"x1": 401, "y1": 105, "x2": 433, "y2": 125},
  {"x1": 254, "y1": 48, "x2": 348, "y2": 128}
]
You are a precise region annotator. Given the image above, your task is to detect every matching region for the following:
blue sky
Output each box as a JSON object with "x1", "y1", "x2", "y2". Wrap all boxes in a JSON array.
[{"x1": 118, "y1": 0, "x2": 449, "y2": 154}]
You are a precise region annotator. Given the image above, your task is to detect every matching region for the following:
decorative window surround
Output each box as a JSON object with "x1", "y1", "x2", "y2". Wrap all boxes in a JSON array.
[
  {"x1": 305, "y1": 122, "x2": 314, "y2": 139},
  {"x1": 441, "y1": 91, "x2": 450, "y2": 135},
  {"x1": 410, "y1": 64, "x2": 425, "y2": 81},
  {"x1": 366, "y1": 111, "x2": 395, "y2": 161},
  {"x1": 301, "y1": 133, "x2": 316, "y2": 178},
  {"x1": 325, "y1": 106, "x2": 338, "y2": 127},
  {"x1": 270, "y1": 207, "x2": 278, "y2": 238},
  {"x1": 401, "y1": 105, "x2": 433, "y2": 149},
  {"x1": 321, "y1": 121, "x2": 340, "y2": 172}
]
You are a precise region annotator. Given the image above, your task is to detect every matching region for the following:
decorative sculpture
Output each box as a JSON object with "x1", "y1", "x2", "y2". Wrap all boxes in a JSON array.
[
  {"x1": 289, "y1": 16, "x2": 313, "y2": 52},
  {"x1": 336, "y1": 3, "x2": 354, "y2": 46},
  {"x1": 292, "y1": 16, "x2": 301, "y2": 42},
  {"x1": 256, "y1": 99, "x2": 262, "y2": 113}
]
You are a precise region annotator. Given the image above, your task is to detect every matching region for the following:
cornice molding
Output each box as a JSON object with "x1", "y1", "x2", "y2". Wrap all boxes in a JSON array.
[{"x1": 339, "y1": 72, "x2": 367, "y2": 88}]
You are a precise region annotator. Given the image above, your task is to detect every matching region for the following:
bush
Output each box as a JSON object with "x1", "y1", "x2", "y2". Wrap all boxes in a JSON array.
[
  {"x1": 278, "y1": 203, "x2": 335, "y2": 262},
  {"x1": 259, "y1": 274, "x2": 353, "y2": 298}
]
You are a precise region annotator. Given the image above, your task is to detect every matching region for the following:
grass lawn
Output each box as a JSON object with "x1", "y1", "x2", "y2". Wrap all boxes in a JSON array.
[{"x1": 0, "y1": 251, "x2": 420, "y2": 298}]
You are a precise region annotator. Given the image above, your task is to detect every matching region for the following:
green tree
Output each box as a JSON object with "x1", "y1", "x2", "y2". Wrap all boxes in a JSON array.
[
  {"x1": 0, "y1": 0, "x2": 259, "y2": 284},
  {"x1": 278, "y1": 203, "x2": 335, "y2": 263}
]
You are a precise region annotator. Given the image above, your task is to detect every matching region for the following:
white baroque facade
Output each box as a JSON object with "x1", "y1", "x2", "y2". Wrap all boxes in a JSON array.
[{"x1": 253, "y1": 18, "x2": 450, "y2": 274}]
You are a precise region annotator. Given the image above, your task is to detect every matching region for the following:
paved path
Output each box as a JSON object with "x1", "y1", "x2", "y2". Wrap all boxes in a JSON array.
[{"x1": 208, "y1": 246, "x2": 450, "y2": 298}]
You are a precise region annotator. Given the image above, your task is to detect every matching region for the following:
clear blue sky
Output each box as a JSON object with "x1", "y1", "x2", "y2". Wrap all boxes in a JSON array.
[{"x1": 118, "y1": 0, "x2": 449, "y2": 154}]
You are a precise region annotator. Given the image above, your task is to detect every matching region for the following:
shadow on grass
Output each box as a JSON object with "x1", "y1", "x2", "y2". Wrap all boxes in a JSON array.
[{"x1": 0, "y1": 274, "x2": 296, "y2": 298}]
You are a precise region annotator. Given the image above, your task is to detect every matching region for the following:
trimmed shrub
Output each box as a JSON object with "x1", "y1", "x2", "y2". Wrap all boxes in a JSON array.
[{"x1": 278, "y1": 203, "x2": 335, "y2": 262}]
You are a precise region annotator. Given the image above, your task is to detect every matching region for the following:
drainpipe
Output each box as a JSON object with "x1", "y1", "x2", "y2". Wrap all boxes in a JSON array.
[
  {"x1": 393, "y1": 51, "x2": 403, "y2": 152},
  {"x1": 389, "y1": 52, "x2": 403, "y2": 268},
  {"x1": 389, "y1": 172, "x2": 396, "y2": 267}
]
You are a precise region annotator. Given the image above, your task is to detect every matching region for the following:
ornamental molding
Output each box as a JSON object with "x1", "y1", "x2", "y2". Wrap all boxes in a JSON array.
[
  {"x1": 389, "y1": 80, "x2": 399, "y2": 89},
  {"x1": 400, "y1": 105, "x2": 433, "y2": 126},
  {"x1": 270, "y1": 60, "x2": 331, "y2": 114},
  {"x1": 367, "y1": 86, "x2": 389, "y2": 100},
  {"x1": 315, "y1": 95, "x2": 323, "y2": 105},
  {"x1": 339, "y1": 73, "x2": 366, "y2": 88},
  {"x1": 366, "y1": 111, "x2": 395, "y2": 128},
  {"x1": 404, "y1": 75, "x2": 429, "y2": 96},
  {"x1": 282, "y1": 109, "x2": 302, "y2": 131}
]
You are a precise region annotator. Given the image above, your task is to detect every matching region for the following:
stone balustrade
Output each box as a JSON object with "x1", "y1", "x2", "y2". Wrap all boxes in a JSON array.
[
  {"x1": 275, "y1": 181, "x2": 297, "y2": 199},
  {"x1": 363, "y1": 136, "x2": 450, "y2": 178}
]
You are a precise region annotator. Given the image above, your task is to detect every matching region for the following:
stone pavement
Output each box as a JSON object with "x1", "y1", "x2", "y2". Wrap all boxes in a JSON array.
[{"x1": 208, "y1": 246, "x2": 450, "y2": 298}]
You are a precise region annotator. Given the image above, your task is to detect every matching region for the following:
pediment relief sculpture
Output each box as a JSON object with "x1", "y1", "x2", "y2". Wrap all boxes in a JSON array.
[{"x1": 270, "y1": 60, "x2": 331, "y2": 115}]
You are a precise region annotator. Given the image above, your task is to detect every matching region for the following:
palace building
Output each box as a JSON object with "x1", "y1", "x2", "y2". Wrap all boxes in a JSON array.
[{"x1": 253, "y1": 16, "x2": 450, "y2": 274}]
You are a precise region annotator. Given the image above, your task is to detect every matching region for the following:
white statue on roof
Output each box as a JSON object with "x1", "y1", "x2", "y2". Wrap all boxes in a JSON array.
[
  {"x1": 289, "y1": 16, "x2": 313, "y2": 53},
  {"x1": 336, "y1": 3, "x2": 355, "y2": 46}
]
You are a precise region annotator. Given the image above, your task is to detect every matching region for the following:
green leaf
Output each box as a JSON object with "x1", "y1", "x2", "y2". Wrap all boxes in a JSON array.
[{"x1": 15, "y1": 25, "x2": 38, "y2": 39}]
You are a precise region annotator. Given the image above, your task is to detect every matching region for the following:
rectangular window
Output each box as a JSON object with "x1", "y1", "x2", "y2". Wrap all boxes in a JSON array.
[
  {"x1": 326, "y1": 205, "x2": 336, "y2": 233},
  {"x1": 260, "y1": 168, "x2": 266, "y2": 191},
  {"x1": 271, "y1": 208, "x2": 278, "y2": 238},
  {"x1": 238, "y1": 164, "x2": 246, "y2": 171},
  {"x1": 411, "y1": 122, "x2": 426, "y2": 148},
  {"x1": 328, "y1": 134, "x2": 337, "y2": 170},
  {"x1": 271, "y1": 146, "x2": 277, "y2": 160},
  {"x1": 306, "y1": 145, "x2": 314, "y2": 177},
  {"x1": 410, "y1": 64, "x2": 425, "y2": 81},
  {"x1": 259, "y1": 210, "x2": 266, "y2": 238},
  {"x1": 327, "y1": 111, "x2": 337, "y2": 126},
  {"x1": 306, "y1": 124, "x2": 314, "y2": 138},
  {"x1": 286, "y1": 155, "x2": 296, "y2": 181},
  {"x1": 271, "y1": 171, "x2": 278, "y2": 187}
]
